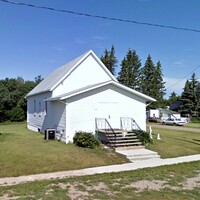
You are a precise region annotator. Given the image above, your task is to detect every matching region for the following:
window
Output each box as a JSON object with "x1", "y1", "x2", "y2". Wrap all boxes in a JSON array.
[
  {"x1": 34, "y1": 100, "x2": 36, "y2": 113},
  {"x1": 45, "y1": 101, "x2": 48, "y2": 115},
  {"x1": 39, "y1": 102, "x2": 41, "y2": 113}
]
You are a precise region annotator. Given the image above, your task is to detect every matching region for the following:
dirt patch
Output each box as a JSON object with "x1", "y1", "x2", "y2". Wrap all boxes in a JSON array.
[
  {"x1": 48, "y1": 181, "x2": 112, "y2": 200},
  {"x1": 0, "y1": 194, "x2": 35, "y2": 200},
  {"x1": 181, "y1": 173, "x2": 200, "y2": 190},
  {"x1": 129, "y1": 180, "x2": 168, "y2": 192},
  {"x1": 68, "y1": 182, "x2": 114, "y2": 199},
  {"x1": 124, "y1": 173, "x2": 200, "y2": 193},
  {"x1": 68, "y1": 185, "x2": 90, "y2": 200},
  {"x1": 0, "y1": 194, "x2": 19, "y2": 200}
]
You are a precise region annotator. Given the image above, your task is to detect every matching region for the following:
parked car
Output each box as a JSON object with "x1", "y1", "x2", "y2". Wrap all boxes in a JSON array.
[{"x1": 162, "y1": 118, "x2": 186, "y2": 126}]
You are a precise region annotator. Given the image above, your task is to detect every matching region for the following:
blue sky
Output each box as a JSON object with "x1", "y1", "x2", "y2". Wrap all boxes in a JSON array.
[{"x1": 0, "y1": 0, "x2": 200, "y2": 98}]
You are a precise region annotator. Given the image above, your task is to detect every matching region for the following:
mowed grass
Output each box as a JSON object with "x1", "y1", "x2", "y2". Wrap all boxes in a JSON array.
[
  {"x1": 1, "y1": 122, "x2": 200, "y2": 178},
  {"x1": 0, "y1": 161, "x2": 200, "y2": 199},
  {"x1": 185, "y1": 122, "x2": 200, "y2": 129},
  {"x1": 147, "y1": 123, "x2": 200, "y2": 158},
  {"x1": 0, "y1": 123, "x2": 128, "y2": 178}
]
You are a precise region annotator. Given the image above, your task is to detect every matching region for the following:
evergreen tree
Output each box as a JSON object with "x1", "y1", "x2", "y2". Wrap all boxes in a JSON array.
[
  {"x1": 180, "y1": 73, "x2": 199, "y2": 117},
  {"x1": 117, "y1": 49, "x2": 141, "y2": 90},
  {"x1": 196, "y1": 82, "x2": 200, "y2": 117},
  {"x1": 140, "y1": 55, "x2": 165, "y2": 108},
  {"x1": 180, "y1": 80, "x2": 193, "y2": 116},
  {"x1": 190, "y1": 73, "x2": 199, "y2": 116},
  {"x1": 101, "y1": 45, "x2": 117, "y2": 75},
  {"x1": 140, "y1": 54, "x2": 155, "y2": 96},
  {"x1": 168, "y1": 91, "x2": 181, "y2": 105},
  {"x1": 154, "y1": 61, "x2": 166, "y2": 101}
]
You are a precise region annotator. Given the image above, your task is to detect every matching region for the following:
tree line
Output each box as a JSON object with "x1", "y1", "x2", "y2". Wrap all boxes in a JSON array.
[
  {"x1": 101, "y1": 46, "x2": 200, "y2": 118},
  {"x1": 101, "y1": 46, "x2": 166, "y2": 109},
  {"x1": 0, "y1": 76, "x2": 43, "y2": 123},
  {"x1": 0, "y1": 47, "x2": 199, "y2": 123}
]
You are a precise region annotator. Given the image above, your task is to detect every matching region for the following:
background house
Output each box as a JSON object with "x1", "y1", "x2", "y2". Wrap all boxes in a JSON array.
[
  {"x1": 26, "y1": 50, "x2": 155, "y2": 143},
  {"x1": 147, "y1": 108, "x2": 181, "y2": 122}
]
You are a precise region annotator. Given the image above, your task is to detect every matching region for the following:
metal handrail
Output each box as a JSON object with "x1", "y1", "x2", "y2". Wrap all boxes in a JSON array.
[
  {"x1": 131, "y1": 118, "x2": 142, "y2": 130},
  {"x1": 120, "y1": 117, "x2": 141, "y2": 131},
  {"x1": 95, "y1": 118, "x2": 116, "y2": 148}
]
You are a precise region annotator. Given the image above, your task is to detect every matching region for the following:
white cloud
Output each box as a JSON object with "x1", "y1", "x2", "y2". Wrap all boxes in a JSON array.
[
  {"x1": 53, "y1": 46, "x2": 65, "y2": 52},
  {"x1": 92, "y1": 35, "x2": 106, "y2": 40},
  {"x1": 137, "y1": 0, "x2": 149, "y2": 2},
  {"x1": 75, "y1": 38, "x2": 87, "y2": 44},
  {"x1": 49, "y1": 59, "x2": 56, "y2": 63},
  {"x1": 183, "y1": 48, "x2": 193, "y2": 51},
  {"x1": 173, "y1": 59, "x2": 186, "y2": 67}
]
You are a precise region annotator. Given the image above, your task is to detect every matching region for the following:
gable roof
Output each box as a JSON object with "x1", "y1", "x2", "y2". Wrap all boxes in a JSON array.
[
  {"x1": 45, "y1": 80, "x2": 156, "y2": 102},
  {"x1": 169, "y1": 100, "x2": 183, "y2": 111},
  {"x1": 26, "y1": 50, "x2": 117, "y2": 97},
  {"x1": 158, "y1": 108, "x2": 180, "y2": 115}
]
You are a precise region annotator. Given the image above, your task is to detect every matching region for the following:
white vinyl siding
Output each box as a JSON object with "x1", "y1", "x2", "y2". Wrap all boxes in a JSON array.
[
  {"x1": 27, "y1": 92, "x2": 52, "y2": 132},
  {"x1": 53, "y1": 55, "x2": 112, "y2": 97},
  {"x1": 65, "y1": 85, "x2": 146, "y2": 142}
]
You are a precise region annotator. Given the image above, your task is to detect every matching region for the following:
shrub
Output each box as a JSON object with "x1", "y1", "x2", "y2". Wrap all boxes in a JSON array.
[
  {"x1": 73, "y1": 131, "x2": 100, "y2": 149},
  {"x1": 134, "y1": 129, "x2": 153, "y2": 145},
  {"x1": 7, "y1": 107, "x2": 25, "y2": 122}
]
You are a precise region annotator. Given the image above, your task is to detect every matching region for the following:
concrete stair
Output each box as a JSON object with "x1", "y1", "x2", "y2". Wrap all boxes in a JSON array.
[{"x1": 116, "y1": 149, "x2": 161, "y2": 162}]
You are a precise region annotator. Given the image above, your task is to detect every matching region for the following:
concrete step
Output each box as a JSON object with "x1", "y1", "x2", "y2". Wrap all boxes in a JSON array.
[
  {"x1": 116, "y1": 149, "x2": 161, "y2": 162},
  {"x1": 115, "y1": 145, "x2": 145, "y2": 150},
  {"x1": 106, "y1": 133, "x2": 137, "y2": 137},
  {"x1": 109, "y1": 142, "x2": 143, "y2": 147},
  {"x1": 108, "y1": 136, "x2": 138, "y2": 140},
  {"x1": 109, "y1": 139, "x2": 141, "y2": 143}
]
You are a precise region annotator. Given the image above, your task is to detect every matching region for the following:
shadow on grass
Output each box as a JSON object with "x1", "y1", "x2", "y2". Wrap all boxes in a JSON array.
[
  {"x1": 193, "y1": 139, "x2": 200, "y2": 143},
  {"x1": 165, "y1": 136, "x2": 200, "y2": 146},
  {"x1": 0, "y1": 132, "x2": 10, "y2": 142}
]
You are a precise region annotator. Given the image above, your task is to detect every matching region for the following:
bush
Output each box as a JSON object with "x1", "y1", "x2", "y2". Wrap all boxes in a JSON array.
[
  {"x1": 73, "y1": 131, "x2": 100, "y2": 149},
  {"x1": 134, "y1": 129, "x2": 153, "y2": 145},
  {"x1": 7, "y1": 107, "x2": 25, "y2": 122}
]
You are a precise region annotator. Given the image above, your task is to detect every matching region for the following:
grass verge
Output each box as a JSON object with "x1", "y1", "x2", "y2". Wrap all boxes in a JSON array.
[
  {"x1": 0, "y1": 161, "x2": 199, "y2": 199},
  {"x1": 146, "y1": 124, "x2": 200, "y2": 158},
  {"x1": 0, "y1": 123, "x2": 128, "y2": 178}
]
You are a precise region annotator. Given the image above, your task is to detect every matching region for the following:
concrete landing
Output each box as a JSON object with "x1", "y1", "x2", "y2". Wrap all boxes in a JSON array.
[{"x1": 116, "y1": 149, "x2": 160, "y2": 162}]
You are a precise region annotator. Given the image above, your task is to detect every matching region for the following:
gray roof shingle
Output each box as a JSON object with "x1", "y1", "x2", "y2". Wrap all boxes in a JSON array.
[{"x1": 26, "y1": 50, "x2": 94, "y2": 97}]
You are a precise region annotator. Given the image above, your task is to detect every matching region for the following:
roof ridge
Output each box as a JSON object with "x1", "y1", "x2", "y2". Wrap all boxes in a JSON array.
[{"x1": 26, "y1": 50, "x2": 92, "y2": 97}]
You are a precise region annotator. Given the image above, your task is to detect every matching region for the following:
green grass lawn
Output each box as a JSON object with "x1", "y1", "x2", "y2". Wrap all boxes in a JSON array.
[
  {"x1": 0, "y1": 123, "x2": 128, "y2": 178},
  {"x1": 185, "y1": 121, "x2": 200, "y2": 129},
  {"x1": 0, "y1": 122, "x2": 200, "y2": 178},
  {"x1": 0, "y1": 161, "x2": 199, "y2": 199},
  {"x1": 146, "y1": 123, "x2": 200, "y2": 158}
]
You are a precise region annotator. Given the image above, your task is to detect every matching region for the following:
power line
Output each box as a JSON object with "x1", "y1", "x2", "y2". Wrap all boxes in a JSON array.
[
  {"x1": 1, "y1": 0, "x2": 200, "y2": 33},
  {"x1": 166, "y1": 64, "x2": 200, "y2": 90}
]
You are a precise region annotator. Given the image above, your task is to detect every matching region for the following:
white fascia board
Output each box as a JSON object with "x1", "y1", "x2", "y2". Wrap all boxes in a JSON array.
[
  {"x1": 50, "y1": 50, "x2": 117, "y2": 92},
  {"x1": 59, "y1": 81, "x2": 111, "y2": 100},
  {"x1": 49, "y1": 53, "x2": 89, "y2": 92},
  {"x1": 90, "y1": 50, "x2": 118, "y2": 82},
  {"x1": 49, "y1": 50, "x2": 92, "y2": 92},
  {"x1": 112, "y1": 82, "x2": 157, "y2": 102},
  {"x1": 47, "y1": 80, "x2": 156, "y2": 102}
]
